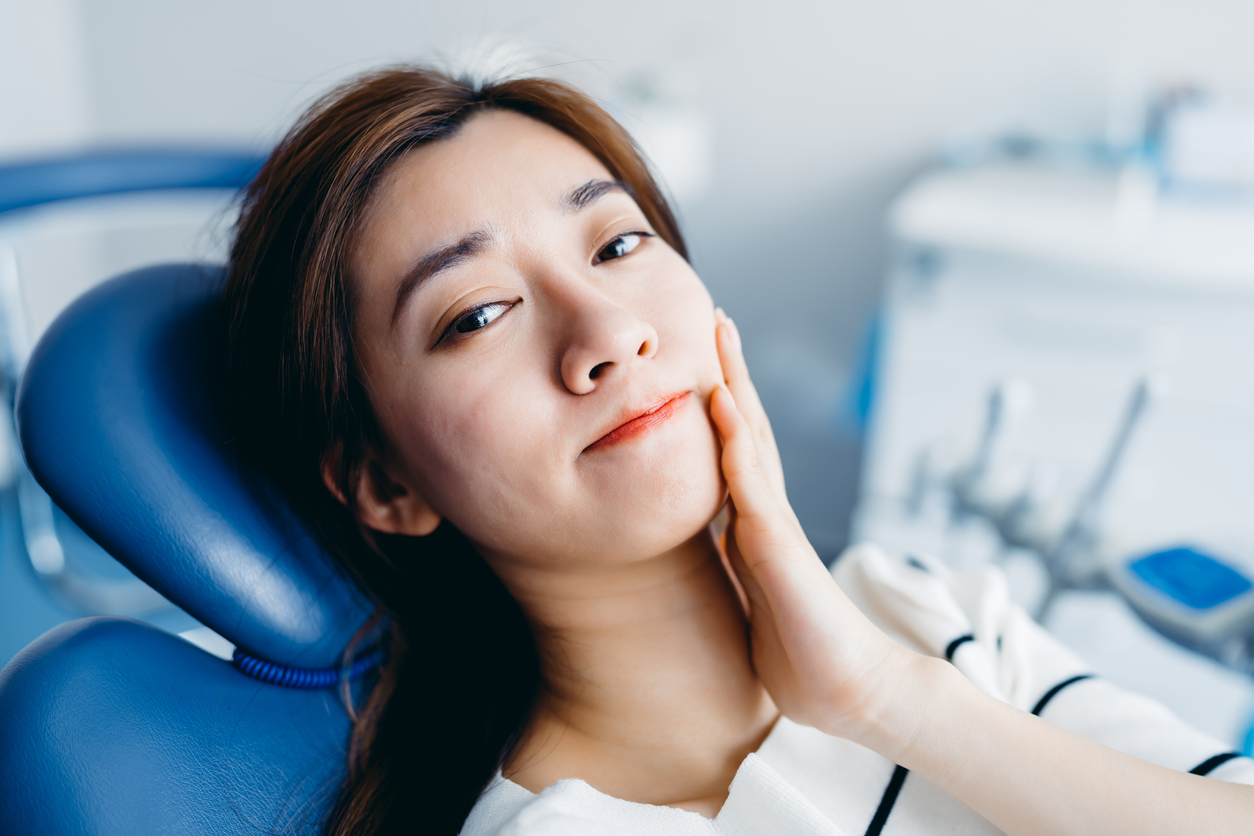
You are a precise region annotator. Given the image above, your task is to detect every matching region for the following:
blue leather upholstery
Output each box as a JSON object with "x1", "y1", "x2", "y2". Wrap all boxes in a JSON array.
[
  {"x1": 15, "y1": 263, "x2": 375, "y2": 668},
  {"x1": 0, "y1": 262, "x2": 376, "y2": 834},
  {"x1": 0, "y1": 617, "x2": 348, "y2": 835}
]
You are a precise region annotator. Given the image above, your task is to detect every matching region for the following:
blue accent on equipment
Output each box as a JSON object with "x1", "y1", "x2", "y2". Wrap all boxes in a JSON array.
[
  {"x1": 1128, "y1": 547, "x2": 1254, "y2": 611},
  {"x1": 851, "y1": 311, "x2": 883, "y2": 433}
]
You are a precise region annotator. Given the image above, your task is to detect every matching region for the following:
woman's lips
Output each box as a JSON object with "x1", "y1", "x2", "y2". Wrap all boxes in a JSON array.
[{"x1": 585, "y1": 393, "x2": 690, "y2": 453}]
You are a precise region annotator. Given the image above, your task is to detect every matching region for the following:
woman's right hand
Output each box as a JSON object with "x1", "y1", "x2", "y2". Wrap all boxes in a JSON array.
[{"x1": 708, "y1": 310, "x2": 922, "y2": 744}]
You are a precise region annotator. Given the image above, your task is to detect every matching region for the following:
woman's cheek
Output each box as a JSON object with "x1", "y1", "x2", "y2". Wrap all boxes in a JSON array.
[{"x1": 413, "y1": 375, "x2": 557, "y2": 535}]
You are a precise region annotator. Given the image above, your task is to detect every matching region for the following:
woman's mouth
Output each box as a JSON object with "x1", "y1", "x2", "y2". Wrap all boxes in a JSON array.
[{"x1": 585, "y1": 393, "x2": 691, "y2": 453}]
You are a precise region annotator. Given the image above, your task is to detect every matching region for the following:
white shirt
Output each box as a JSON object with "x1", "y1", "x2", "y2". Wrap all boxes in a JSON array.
[{"x1": 461, "y1": 544, "x2": 1254, "y2": 835}]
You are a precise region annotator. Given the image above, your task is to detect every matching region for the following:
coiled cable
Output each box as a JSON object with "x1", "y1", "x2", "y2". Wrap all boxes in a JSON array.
[{"x1": 232, "y1": 643, "x2": 386, "y2": 690}]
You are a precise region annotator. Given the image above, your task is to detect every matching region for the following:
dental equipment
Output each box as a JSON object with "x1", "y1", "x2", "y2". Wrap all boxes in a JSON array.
[{"x1": 856, "y1": 162, "x2": 1254, "y2": 741}]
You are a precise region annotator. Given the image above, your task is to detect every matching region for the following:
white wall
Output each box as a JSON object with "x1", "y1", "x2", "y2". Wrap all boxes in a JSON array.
[
  {"x1": 5, "y1": 0, "x2": 1254, "y2": 549},
  {"x1": 0, "y1": 0, "x2": 91, "y2": 157}
]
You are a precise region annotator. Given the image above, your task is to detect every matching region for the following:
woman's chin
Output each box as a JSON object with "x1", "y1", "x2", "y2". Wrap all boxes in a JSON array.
[{"x1": 592, "y1": 458, "x2": 725, "y2": 563}]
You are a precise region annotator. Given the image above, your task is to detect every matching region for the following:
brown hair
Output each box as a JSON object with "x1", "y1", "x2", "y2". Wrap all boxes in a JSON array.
[{"x1": 221, "y1": 66, "x2": 686, "y2": 835}]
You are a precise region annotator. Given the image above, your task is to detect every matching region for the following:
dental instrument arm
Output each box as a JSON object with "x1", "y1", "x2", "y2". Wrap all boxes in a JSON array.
[
  {"x1": 1047, "y1": 374, "x2": 1168, "y2": 586},
  {"x1": 968, "y1": 380, "x2": 1033, "y2": 488},
  {"x1": 909, "y1": 379, "x2": 1033, "y2": 519}
]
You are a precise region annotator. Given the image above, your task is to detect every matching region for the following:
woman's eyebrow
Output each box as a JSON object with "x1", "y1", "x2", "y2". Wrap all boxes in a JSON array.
[
  {"x1": 563, "y1": 179, "x2": 631, "y2": 212},
  {"x1": 392, "y1": 229, "x2": 492, "y2": 327}
]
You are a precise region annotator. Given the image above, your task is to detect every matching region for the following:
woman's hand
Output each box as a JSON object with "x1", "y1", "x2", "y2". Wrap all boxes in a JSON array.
[
  {"x1": 708, "y1": 310, "x2": 916, "y2": 741},
  {"x1": 710, "y1": 311, "x2": 1254, "y2": 836}
]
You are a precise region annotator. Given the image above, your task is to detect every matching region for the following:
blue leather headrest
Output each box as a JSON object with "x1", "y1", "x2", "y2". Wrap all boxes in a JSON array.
[{"x1": 15, "y1": 263, "x2": 375, "y2": 668}]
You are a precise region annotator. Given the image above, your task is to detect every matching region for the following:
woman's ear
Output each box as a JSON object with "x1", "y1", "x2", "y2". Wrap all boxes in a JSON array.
[
  {"x1": 321, "y1": 443, "x2": 351, "y2": 506},
  {"x1": 321, "y1": 443, "x2": 442, "y2": 536}
]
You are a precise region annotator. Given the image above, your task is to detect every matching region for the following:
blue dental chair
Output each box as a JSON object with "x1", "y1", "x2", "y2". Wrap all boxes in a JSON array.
[{"x1": 0, "y1": 262, "x2": 378, "y2": 834}]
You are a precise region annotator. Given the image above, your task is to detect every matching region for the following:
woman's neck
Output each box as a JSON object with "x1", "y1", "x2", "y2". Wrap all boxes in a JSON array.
[{"x1": 493, "y1": 527, "x2": 778, "y2": 816}]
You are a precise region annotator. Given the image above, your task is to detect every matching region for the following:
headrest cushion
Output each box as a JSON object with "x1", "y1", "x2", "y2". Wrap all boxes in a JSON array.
[{"x1": 16, "y1": 264, "x2": 375, "y2": 667}]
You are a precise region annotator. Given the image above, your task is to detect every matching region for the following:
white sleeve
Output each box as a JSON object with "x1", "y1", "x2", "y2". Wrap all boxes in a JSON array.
[{"x1": 831, "y1": 543, "x2": 1254, "y2": 784}]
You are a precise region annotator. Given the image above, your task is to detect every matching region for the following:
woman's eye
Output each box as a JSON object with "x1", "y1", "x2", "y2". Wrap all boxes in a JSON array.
[
  {"x1": 453, "y1": 302, "x2": 510, "y2": 334},
  {"x1": 596, "y1": 232, "x2": 648, "y2": 263}
]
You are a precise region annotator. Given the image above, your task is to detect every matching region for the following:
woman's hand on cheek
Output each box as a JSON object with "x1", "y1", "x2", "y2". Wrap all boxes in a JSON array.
[{"x1": 710, "y1": 311, "x2": 917, "y2": 742}]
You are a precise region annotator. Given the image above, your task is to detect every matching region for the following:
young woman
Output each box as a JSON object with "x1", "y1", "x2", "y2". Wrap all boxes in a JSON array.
[{"x1": 222, "y1": 67, "x2": 1254, "y2": 835}]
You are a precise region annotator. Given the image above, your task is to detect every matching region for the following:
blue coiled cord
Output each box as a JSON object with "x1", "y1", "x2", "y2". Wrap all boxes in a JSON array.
[{"x1": 232, "y1": 643, "x2": 387, "y2": 690}]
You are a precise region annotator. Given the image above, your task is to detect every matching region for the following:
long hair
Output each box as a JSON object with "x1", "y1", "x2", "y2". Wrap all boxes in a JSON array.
[{"x1": 220, "y1": 66, "x2": 687, "y2": 835}]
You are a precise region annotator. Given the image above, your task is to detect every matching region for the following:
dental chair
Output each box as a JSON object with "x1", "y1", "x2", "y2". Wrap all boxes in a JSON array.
[{"x1": 0, "y1": 262, "x2": 379, "y2": 834}]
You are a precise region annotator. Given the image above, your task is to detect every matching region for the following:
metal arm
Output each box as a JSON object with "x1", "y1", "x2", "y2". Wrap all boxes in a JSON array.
[{"x1": 1023, "y1": 375, "x2": 1169, "y2": 619}]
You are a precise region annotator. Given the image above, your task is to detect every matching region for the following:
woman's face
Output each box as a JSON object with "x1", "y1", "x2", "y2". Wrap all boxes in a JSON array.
[{"x1": 350, "y1": 109, "x2": 725, "y2": 569}]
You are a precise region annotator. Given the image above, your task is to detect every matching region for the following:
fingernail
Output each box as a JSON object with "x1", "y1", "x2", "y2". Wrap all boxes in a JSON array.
[
  {"x1": 714, "y1": 306, "x2": 727, "y2": 323},
  {"x1": 727, "y1": 317, "x2": 742, "y2": 351}
]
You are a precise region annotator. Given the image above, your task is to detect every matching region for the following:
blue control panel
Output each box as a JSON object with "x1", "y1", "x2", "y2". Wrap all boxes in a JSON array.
[
  {"x1": 1129, "y1": 547, "x2": 1254, "y2": 611},
  {"x1": 1114, "y1": 544, "x2": 1254, "y2": 651}
]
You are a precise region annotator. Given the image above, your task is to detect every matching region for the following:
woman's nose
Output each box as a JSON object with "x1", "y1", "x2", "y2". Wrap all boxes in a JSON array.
[{"x1": 559, "y1": 302, "x2": 659, "y2": 395}]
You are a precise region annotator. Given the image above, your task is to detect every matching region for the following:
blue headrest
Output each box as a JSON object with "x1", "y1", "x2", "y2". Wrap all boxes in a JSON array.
[{"x1": 15, "y1": 263, "x2": 375, "y2": 668}]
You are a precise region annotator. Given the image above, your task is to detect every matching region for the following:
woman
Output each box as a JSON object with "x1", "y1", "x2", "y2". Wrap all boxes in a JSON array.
[{"x1": 222, "y1": 66, "x2": 1254, "y2": 835}]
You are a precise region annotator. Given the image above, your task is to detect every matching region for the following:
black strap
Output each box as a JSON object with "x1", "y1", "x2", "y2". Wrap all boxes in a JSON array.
[
  {"x1": 1030, "y1": 674, "x2": 1094, "y2": 716},
  {"x1": 864, "y1": 765, "x2": 909, "y2": 836},
  {"x1": 1189, "y1": 751, "x2": 1242, "y2": 776},
  {"x1": 944, "y1": 634, "x2": 974, "y2": 661}
]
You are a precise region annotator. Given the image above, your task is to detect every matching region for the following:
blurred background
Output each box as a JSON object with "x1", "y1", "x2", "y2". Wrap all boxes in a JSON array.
[{"x1": 5, "y1": 0, "x2": 1254, "y2": 752}]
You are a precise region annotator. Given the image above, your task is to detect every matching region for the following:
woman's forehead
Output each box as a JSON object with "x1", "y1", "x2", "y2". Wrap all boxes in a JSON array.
[{"x1": 362, "y1": 110, "x2": 614, "y2": 247}]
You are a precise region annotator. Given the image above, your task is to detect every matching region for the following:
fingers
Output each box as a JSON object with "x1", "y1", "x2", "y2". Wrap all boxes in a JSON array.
[
  {"x1": 722, "y1": 505, "x2": 767, "y2": 606},
  {"x1": 710, "y1": 385, "x2": 785, "y2": 526},
  {"x1": 714, "y1": 307, "x2": 790, "y2": 508},
  {"x1": 715, "y1": 505, "x2": 754, "y2": 617},
  {"x1": 714, "y1": 308, "x2": 771, "y2": 432}
]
